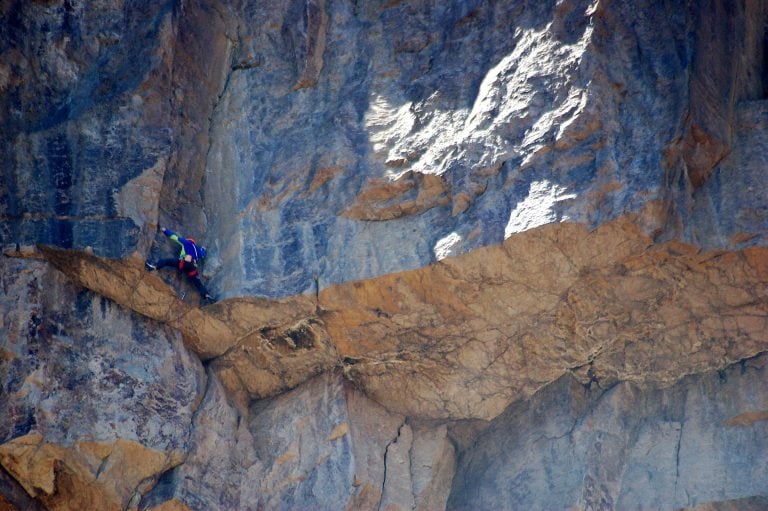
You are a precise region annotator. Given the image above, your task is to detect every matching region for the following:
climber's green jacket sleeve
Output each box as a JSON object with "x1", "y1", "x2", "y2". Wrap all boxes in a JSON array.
[
  {"x1": 163, "y1": 228, "x2": 186, "y2": 258},
  {"x1": 163, "y1": 228, "x2": 197, "y2": 260}
]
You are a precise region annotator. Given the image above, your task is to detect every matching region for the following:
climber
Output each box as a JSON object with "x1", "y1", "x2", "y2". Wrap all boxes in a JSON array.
[{"x1": 145, "y1": 227, "x2": 214, "y2": 303}]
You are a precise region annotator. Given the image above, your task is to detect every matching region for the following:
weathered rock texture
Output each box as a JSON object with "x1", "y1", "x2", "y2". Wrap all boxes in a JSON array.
[
  {"x1": 448, "y1": 354, "x2": 768, "y2": 510},
  {"x1": 1, "y1": 0, "x2": 768, "y2": 509},
  {"x1": 0, "y1": 0, "x2": 175, "y2": 257},
  {"x1": 11, "y1": 217, "x2": 767, "y2": 424},
  {"x1": 139, "y1": 372, "x2": 455, "y2": 511},
  {"x1": 326, "y1": 222, "x2": 768, "y2": 420},
  {"x1": 0, "y1": 257, "x2": 204, "y2": 510},
  {"x1": 193, "y1": 0, "x2": 768, "y2": 300}
]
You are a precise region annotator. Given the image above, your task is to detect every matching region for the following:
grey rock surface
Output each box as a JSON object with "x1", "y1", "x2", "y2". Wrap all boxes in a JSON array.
[
  {"x1": 190, "y1": 0, "x2": 768, "y2": 298},
  {"x1": 0, "y1": 257, "x2": 205, "y2": 509},
  {"x1": 141, "y1": 371, "x2": 454, "y2": 510},
  {"x1": 1, "y1": 0, "x2": 765, "y2": 296},
  {"x1": 448, "y1": 355, "x2": 768, "y2": 511},
  {"x1": 140, "y1": 368, "x2": 256, "y2": 510},
  {"x1": 0, "y1": 0, "x2": 174, "y2": 257},
  {"x1": 686, "y1": 100, "x2": 768, "y2": 249},
  {"x1": 0, "y1": 257, "x2": 203, "y2": 451},
  {"x1": 244, "y1": 373, "x2": 358, "y2": 510}
]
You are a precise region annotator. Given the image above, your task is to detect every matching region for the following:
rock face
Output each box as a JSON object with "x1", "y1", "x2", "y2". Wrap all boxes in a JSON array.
[
  {"x1": 325, "y1": 222, "x2": 768, "y2": 420},
  {"x1": 687, "y1": 100, "x2": 768, "y2": 248},
  {"x1": 136, "y1": 370, "x2": 455, "y2": 511},
  {"x1": 1, "y1": 0, "x2": 768, "y2": 510},
  {"x1": 191, "y1": 0, "x2": 768, "y2": 300},
  {"x1": 0, "y1": 257, "x2": 204, "y2": 510},
  {"x1": 448, "y1": 355, "x2": 768, "y2": 510},
  {"x1": 0, "y1": 0, "x2": 175, "y2": 257}
]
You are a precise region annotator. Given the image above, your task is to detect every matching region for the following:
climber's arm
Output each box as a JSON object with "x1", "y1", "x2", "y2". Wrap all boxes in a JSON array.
[{"x1": 162, "y1": 227, "x2": 185, "y2": 247}]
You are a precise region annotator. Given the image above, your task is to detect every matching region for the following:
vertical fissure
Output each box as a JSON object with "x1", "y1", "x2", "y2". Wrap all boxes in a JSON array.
[
  {"x1": 378, "y1": 420, "x2": 406, "y2": 511},
  {"x1": 673, "y1": 419, "x2": 684, "y2": 506}
]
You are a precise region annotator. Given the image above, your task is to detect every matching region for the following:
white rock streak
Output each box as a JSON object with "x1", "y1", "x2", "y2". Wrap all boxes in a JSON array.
[
  {"x1": 364, "y1": 93, "x2": 418, "y2": 176},
  {"x1": 504, "y1": 180, "x2": 576, "y2": 237},
  {"x1": 363, "y1": 22, "x2": 593, "y2": 184},
  {"x1": 434, "y1": 232, "x2": 462, "y2": 260}
]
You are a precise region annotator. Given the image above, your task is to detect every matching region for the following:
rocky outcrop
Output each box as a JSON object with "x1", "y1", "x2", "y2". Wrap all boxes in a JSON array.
[
  {"x1": 0, "y1": 254, "x2": 459, "y2": 511},
  {"x1": 10, "y1": 215, "x2": 766, "y2": 423},
  {"x1": 3, "y1": 0, "x2": 766, "y2": 289},
  {"x1": 193, "y1": 0, "x2": 768, "y2": 301},
  {"x1": 326, "y1": 221, "x2": 768, "y2": 420},
  {"x1": 1, "y1": 0, "x2": 768, "y2": 509},
  {"x1": 3, "y1": 249, "x2": 764, "y2": 510}
]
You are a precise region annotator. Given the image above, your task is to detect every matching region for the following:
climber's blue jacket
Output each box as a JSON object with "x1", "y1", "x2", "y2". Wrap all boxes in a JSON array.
[{"x1": 163, "y1": 228, "x2": 206, "y2": 262}]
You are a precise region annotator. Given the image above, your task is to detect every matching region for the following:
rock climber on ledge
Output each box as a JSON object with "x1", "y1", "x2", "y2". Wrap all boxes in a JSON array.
[{"x1": 145, "y1": 227, "x2": 214, "y2": 303}]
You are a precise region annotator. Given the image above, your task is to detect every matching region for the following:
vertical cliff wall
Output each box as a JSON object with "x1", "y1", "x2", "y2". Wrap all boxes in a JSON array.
[
  {"x1": 0, "y1": 0, "x2": 176, "y2": 257},
  {"x1": 1, "y1": 0, "x2": 767, "y2": 510}
]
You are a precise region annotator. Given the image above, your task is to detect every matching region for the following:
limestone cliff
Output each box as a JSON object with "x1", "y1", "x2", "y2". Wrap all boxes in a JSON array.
[{"x1": 1, "y1": 0, "x2": 767, "y2": 510}]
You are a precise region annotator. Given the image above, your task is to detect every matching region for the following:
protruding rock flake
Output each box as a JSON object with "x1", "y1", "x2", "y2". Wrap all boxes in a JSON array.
[{"x1": 2, "y1": 0, "x2": 768, "y2": 509}]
